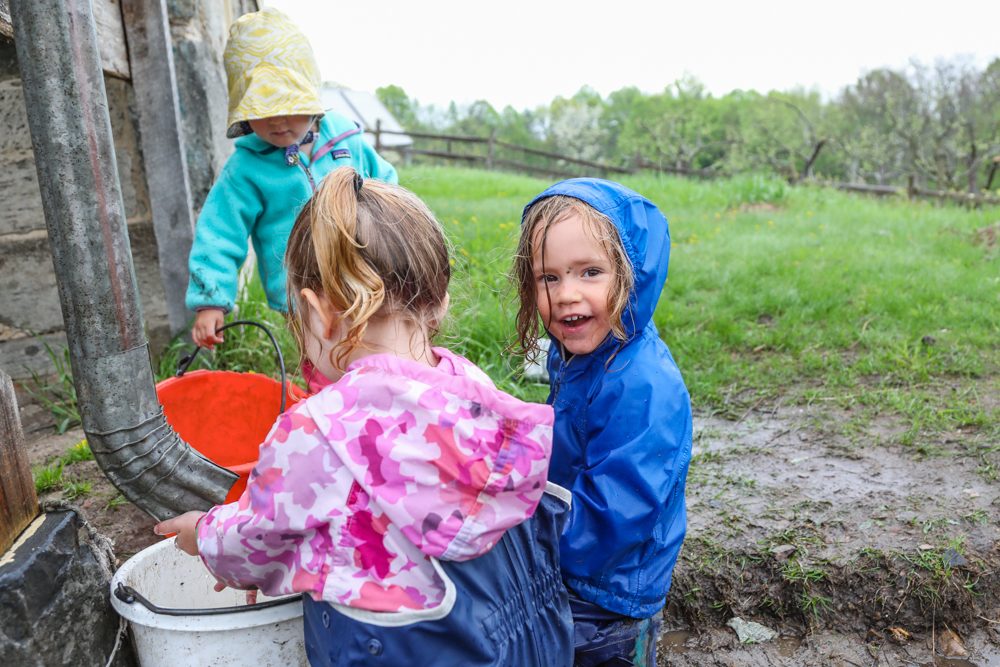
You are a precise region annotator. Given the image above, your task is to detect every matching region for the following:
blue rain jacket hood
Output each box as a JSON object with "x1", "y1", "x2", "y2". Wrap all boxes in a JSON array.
[{"x1": 523, "y1": 179, "x2": 692, "y2": 618}]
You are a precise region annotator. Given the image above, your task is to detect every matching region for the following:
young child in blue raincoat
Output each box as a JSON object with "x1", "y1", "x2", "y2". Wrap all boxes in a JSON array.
[
  {"x1": 511, "y1": 179, "x2": 693, "y2": 666},
  {"x1": 186, "y1": 8, "x2": 397, "y2": 392}
]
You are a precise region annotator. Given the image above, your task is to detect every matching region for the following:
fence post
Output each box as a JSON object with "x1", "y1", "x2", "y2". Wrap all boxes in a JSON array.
[
  {"x1": 374, "y1": 119, "x2": 382, "y2": 153},
  {"x1": 907, "y1": 174, "x2": 917, "y2": 200},
  {"x1": 634, "y1": 150, "x2": 643, "y2": 173},
  {"x1": 487, "y1": 128, "x2": 496, "y2": 171}
]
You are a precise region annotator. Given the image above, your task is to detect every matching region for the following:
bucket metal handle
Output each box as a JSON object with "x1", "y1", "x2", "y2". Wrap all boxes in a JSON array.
[
  {"x1": 175, "y1": 320, "x2": 289, "y2": 414},
  {"x1": 114, "y1": 582, "x2": 302, "y2": 617}
]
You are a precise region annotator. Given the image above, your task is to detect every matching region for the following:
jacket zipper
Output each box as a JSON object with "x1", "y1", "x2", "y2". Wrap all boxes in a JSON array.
[
  {"x1": 551, "y1": 355, "x2": 570, "y2": 402},
  {"x1": 299, "y1": 161, "x2": 316, "y2": 191}
]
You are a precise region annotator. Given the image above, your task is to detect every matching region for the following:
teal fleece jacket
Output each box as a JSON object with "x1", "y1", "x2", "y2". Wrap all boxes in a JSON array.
[{"x1": 186, "y1": 112, "x2": 398, "y2": 313}]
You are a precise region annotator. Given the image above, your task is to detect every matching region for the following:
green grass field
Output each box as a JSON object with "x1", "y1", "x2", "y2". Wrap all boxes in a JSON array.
[{"x1": 401, "y1": 166, "x2": 1000, "y2": 446}]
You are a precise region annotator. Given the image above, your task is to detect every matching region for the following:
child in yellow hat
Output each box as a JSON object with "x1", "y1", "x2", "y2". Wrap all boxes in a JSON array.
[{"x1": 186, "y1": 8, "x2": 397, "y2": 392}]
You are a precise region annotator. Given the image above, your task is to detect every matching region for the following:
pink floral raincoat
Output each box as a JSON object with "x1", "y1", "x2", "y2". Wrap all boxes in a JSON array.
[{"x1": 196, "y1": 348, "x2": 554, "y2": 613}]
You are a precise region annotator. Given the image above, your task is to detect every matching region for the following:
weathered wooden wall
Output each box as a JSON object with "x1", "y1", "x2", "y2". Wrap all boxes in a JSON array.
[
  {"x1": 0, "y1": 0, "x2": 130, "y2": 79},
  {"x1": 0, "y1": 0, "x2": 257, "y2": 387}
]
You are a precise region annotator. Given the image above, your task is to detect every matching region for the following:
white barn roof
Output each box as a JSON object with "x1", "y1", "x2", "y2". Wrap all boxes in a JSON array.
[{"x1": 320, "y1": 86, "x2": 412, "y2": 148}]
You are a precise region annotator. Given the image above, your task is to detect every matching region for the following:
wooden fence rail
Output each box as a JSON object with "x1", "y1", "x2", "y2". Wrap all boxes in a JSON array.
[
  {"x1": 372, "y1": 124, "x2": 627, "y2": 178},
  {"x1": 370, "y1": 123, "x2": 1000, "y2": 207},
  {"x1": 824, "y1": 180, "x2": 1000, "y2": 206}
]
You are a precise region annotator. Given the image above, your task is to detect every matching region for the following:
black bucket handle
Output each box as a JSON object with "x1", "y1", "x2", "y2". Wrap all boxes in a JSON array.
[
  {"x1": 175, "y1": 320, "x2": 288, "y2": 414},
  {"x1": 114, "y1": 582, "x2": 301, "y2": 617}
]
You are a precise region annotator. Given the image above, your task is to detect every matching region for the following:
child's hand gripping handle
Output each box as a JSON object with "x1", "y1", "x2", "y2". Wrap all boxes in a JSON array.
[{"x1": 192, "y1": 309, "x2": 226, "y2": 349}]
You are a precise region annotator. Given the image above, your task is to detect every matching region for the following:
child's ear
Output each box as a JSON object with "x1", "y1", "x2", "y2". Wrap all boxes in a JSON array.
[
  {"x1": 430, "y1": 292, "x2": 450, "y2": 328},
  {"x1": 300, "y1": 288, "x2": 338, "y2": 339}
]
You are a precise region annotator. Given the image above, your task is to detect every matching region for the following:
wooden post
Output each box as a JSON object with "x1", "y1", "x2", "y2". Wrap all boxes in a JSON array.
[
  {"x1": 0, "y1": 369, "x2": 39, "y2": 555},
  {"x1": 487, "y1": 128, "x2": 496, "y2": 171},
  {"x1": 121, "y1": 0, "x2": 197, "y2": 337},
  {"x1": 907, "y1": 174, "x2": 917, "y2": 200},
  {"x1": 374, "y1": 119, "x2": 382, "y2": 153},
  {"x1": 634, "y1": 150, "x2": 643, "y2": 173}
]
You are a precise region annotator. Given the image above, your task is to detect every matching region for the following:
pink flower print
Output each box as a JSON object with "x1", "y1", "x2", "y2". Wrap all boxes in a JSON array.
[
  {"x1": 272, "y1": 406, "x2": 320, "y2": 444},
  {"x1": 348, "y1": 508, "x2": 396, "y2": 579},
  {"x1": 354, "y1": 582, "x2": 428, "y2": 611},
  {"x1": 292, "y1": 563, "x2": 327, "y2": 595},
  {"x1": 354, "y1": 370, "x2": 411, "y2": 412},
  {"x1": 343, "y1": 481, "x2": 395, "y2": 579},
  {"x1": 248, "y1": 467, "x2": 284, "y2": 518}
]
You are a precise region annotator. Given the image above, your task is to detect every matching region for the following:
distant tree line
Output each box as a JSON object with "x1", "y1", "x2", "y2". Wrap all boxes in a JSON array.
[{"x1": 377, "y1": 57, "x2": 1000, "y2": 193}]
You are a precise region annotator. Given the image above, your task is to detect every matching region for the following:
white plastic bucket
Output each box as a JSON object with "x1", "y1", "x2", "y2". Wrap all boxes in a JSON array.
[{"x1": 109, "y1": 537, "x2": 307, "y2": 667}]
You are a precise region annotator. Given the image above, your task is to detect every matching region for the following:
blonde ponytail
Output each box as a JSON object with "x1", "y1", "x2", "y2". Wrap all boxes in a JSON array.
[{"x1": 286, "y1": 167, "x2": 450, "y2": 372}]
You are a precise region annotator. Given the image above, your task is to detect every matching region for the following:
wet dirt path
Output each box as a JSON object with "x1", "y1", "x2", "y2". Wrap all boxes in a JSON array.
[{"x1": 661, "y1": 403, "x2": 1000, "y2": 665}]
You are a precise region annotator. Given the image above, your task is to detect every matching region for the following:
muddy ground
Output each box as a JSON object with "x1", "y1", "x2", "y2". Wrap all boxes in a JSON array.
[{"x1": 19, "y1": 383, "x2": 1000, "y2": 666}]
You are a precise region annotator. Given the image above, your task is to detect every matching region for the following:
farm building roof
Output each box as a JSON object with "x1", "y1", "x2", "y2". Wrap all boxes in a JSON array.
[{"x1": 320, "y1": 85, "x2": 411, "y2": 148}]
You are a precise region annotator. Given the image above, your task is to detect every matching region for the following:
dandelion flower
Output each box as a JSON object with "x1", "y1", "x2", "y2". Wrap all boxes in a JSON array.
[
  {"x1": 807, "y1": 211, "x2": 813, "y2": 216},
  {"x1": 819, "y1": 225, "x2": 825, "y2": 230},
  {"x1": 767, "y1": 221, "x2": 774, "y2": 226}
]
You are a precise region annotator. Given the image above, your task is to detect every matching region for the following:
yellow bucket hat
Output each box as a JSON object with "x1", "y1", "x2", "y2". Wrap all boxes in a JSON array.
[{"x1": 224, "y1": 8, "x2": 325, "y2": 139}]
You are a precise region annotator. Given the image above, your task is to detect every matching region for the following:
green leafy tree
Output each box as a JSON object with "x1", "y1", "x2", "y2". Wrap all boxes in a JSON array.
[{"x1": 375, "y1": 84, "x2": 416, "y2": 128}]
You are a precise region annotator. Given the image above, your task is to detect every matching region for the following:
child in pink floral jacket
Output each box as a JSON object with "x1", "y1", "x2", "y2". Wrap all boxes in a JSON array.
[
  {"x1": 195, "y1": 346, "x2": 552, "y2": 612},
  {"x1": 158, "y1": 167, "x2": 573, "y2": 666}
]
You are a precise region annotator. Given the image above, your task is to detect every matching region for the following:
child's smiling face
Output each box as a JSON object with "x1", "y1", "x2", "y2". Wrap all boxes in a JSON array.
[
  {"x1": 532, "y1": 213, "x2": 614, "y2": 356},
  {"x1": 248, "y1": 114, "x2": 315, "y2": 147}
]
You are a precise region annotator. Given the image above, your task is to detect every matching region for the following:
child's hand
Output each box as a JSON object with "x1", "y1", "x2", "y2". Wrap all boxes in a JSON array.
[
  {"x1": 154, "y1": 511, "x2": 206, "y2": 556},
  {"x1": 209, "y1": 581, "x2": 258, "y2": 605},
  {"x1": 192, "y1": 310, "x2": 225, "y2": 349}
]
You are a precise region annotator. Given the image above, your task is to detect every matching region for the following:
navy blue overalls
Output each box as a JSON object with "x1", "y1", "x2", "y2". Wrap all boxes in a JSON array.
[{"x1": 303, "y1": 490, "x2": 573, "y2": 667}]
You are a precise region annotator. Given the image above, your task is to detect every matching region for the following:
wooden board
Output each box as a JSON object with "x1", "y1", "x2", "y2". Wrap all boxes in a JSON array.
[
  {"x1": 121, "y1": 0, "x2": 197, "y2": 336},
  {"x1": 0, "y1": 0, "x2": 131, "y2": 80},
  {"x1": 0, "y1": 368, "x2": 38, "y2": 556}
]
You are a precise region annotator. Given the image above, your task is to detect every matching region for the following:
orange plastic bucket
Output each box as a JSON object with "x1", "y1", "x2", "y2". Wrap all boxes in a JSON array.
[{"x1": 156, "y1": 370, "x2": 308, "y2": 504}]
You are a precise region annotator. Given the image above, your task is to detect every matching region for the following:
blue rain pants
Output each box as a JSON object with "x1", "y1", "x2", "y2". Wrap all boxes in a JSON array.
[
  {"x1": 569, "y1": 591, "x2": 662, "y2": 667},
  {"x1": 303, "y1": 491, "x2": 574, "y2": 667}
]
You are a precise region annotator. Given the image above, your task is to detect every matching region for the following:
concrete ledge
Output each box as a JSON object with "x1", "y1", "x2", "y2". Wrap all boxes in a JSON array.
[{"x1": 0, "y1": 510, "x2": 136, "y2": 666}]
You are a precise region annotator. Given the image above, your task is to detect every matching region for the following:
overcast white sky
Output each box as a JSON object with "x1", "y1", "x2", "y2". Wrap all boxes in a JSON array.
[{"x1": 264, "y1": 0, "x2": 999, "y2": 111}]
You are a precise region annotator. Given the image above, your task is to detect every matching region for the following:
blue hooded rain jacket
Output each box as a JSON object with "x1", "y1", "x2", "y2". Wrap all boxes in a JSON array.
[{"x1": 524, "y1": 179, "x2": 693, "y2": 619}]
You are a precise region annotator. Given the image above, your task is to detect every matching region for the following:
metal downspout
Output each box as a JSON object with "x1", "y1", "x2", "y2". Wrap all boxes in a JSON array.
[{"x1": 10, "y1": 0, "x2": 237, "y2": 520}]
